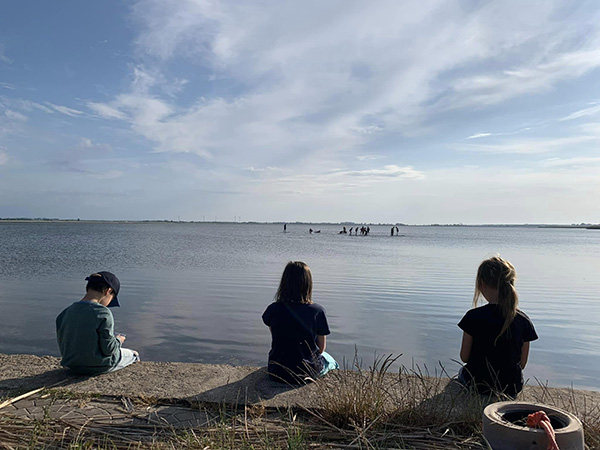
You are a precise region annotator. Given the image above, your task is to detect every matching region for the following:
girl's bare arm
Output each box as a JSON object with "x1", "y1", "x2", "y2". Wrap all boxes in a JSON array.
[
  {"x1": 316, "y1": 335, "x2": 326, "y2": 354},
  {"x1": 520, "y1": 341, "x2": 530, "y2": 368},
  {"x1": 460, "y1": 332, "x2": 472, "y2": 363}
]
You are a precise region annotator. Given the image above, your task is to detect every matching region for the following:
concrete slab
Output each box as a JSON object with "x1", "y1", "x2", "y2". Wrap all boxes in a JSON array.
[{"x1": 1, "y1": 353, "x2": 598, "y2": 417}]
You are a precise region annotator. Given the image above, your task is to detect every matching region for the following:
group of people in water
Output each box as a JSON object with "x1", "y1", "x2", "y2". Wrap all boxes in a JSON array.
[
  {"x1": 339, "y1": 226, "x2": 371, "y2": 235},
  {"x1": 285, "y1": 224, "x2": 403, "y2": 237},
  {"x1": 55, "y1": 255, "x2": 537, "y2": 398}
]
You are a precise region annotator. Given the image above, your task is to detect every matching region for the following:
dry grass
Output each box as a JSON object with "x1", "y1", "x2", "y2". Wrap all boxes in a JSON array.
[
  {"x1": 528, "y1": 378, "x2": 600, "y2": 449},
  {"x1": 311, "y1": 354, "x2": 492, "y2": 449},
  {"x1": 311, "y1": 353, "x2": 599, "y2": 449},
  {"x1": 1, "y1": 357, "x2": 598, "y2": 450}
]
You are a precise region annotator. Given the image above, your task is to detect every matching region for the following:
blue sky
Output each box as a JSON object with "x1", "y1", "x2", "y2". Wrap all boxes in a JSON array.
[{"x1": 1, "y1": 0, "x2": 600, "y2": 223}]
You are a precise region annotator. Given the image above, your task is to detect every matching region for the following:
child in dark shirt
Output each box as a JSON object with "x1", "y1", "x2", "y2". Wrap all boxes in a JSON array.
[
  {"x1": 458, "y1": 256, "x2": 538, "y2": 398},
  {"x1": 262, "y1": 261, "x2": 339, "y2": 384}
]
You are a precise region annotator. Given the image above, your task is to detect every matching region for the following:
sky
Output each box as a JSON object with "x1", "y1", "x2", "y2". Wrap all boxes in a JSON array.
[{"x1": 1, "y1": 1, "x2": 600, "y2": 224}]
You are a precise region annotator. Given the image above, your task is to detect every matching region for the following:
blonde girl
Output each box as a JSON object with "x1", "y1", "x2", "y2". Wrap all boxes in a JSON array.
[
  {"x1": 458, "y1": 256, "x2": 537, "y2": 397},
  {"x1": 262, "y1": 261, "x2": 339, "y2": 383}
]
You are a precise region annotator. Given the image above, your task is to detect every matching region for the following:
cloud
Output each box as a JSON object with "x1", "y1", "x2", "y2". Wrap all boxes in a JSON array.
[
  {"x1": 12, "y1": 99, "x2": 55, "y2": 114},
  {"x1": 45, "y1": 102, "x2": 84, "y2": 117},
  {"x1": 2, "y1": 98, "x2": 85, "y2": 117},
  {"x1": 445, "y1": 44, "x2": 600, "y2": 110},
  {"x1": 48, "y1": 137, "x2": 114, "y2": 176},
  {"x1": 0, "y1": 43, "x2": 11, "y2": 64},
  {"x1": 38, "y1": 0, "x2": 600, "y2": 223},
  {"x1": 88, "y1": 102, "x2": 128, "y2": 120},
  {"x1": 244, "y1": 164, "x2": 426, "y2": 201},
  {"x1": 72, "y1": 137, "x2": 111, "y2": 153},
  {"x1": 244, "y1": 166, "x2": 283, "y2": 173},
  {"x1": 356, "y1": 154, "x2": 384, "y2": 161},
  {"x1": 89, "y1": 1, "x2": 600, "y2": 172},
  {"x1": 0, "y1": 103, "x2": 28, "y2": 138},
  {"x1": 91, "y1": 170, "x2": 124, "y2": 180},
  {"x1": 335, "y1": 165, "x2": 425, "y2": 179},
  {"x1": 541, "y1": 156, "x2": 600, "y2": 167},
  {"x1": 466, "y1": 132, "x2": 491, "y2": 139},
  {"x1": 4, "y1": 110, "x2": 27, "y2": 121},
  {"x1": 460, "y1": 135, "x2": 597, "y2": 154},
  {"x1": 560, "y1": 104, "x2": 600, "y2": 121},
  {"x1": 0, "y1": 149, "x2": 8, "y2": 165}
]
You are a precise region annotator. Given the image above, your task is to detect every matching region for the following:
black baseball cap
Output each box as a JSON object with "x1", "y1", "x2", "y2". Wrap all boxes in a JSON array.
[{"x1": 86, "y1": 271, "x2": 120, "y2": 307}]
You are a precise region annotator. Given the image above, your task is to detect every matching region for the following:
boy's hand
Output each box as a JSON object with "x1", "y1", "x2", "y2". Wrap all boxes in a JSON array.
[{"x1": 116, "y1": 334, "x2": 126, "y2": 343}]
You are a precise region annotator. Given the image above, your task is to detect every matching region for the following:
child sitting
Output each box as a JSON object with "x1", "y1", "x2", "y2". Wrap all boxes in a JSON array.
[
  {"x1": 56, "y1": 271, "x2": 139, "y2": 375},
  {"x1": 458, "y1": 256, "x2": 537, "y2": 397},
  {"x1": 262, "y1": 261, "x2": 339, "y2": 383}
]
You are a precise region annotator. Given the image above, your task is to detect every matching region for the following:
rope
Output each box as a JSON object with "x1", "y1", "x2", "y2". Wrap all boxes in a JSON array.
[{"x1": 526, "y1": 411, "x2": 560, "y2": 450}]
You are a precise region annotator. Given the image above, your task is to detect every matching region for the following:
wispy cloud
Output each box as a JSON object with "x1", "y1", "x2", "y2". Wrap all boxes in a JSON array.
[
  {"x1": 447, "y1": 43, "x2": 600, "y2": 110},
  {"x1": 334, "y1": 165, "x2": 425, "y2": 179},
  {"x1": 0, "y1": 43, "x2": 12, "y2": 64},
  {"x1": 49, "y1": 137, "x2": 113, "y2": 175},
  {"x1": 4, "y1": 1, "x2": 600, "y2": 222},
  {"x1": 88, "y1": 1, "x2": 600, "y2": 173},
  {"x1": 460, "y1": 135, "x2": 597, "y2": 154},
  {"x1": 4, "y1": 110, "x2": 27, "y2": 121},
  {"x1": 88, "y1": 102, "x2": 128, "y2": 120},
  {"x1": 541, "y1": 156, "x2": 600, "y2": 167},
  {"x1": 0, "y1": 149, "x2": 9, "y2": 165},
  {"x1": 559, "y1": 103, "x2": 600, "y2": 121},
  {"x1": 466, "y1": 132, "x2": 491, "y2": 139},
  {"x1": 244, "y1": 166, "x2": 283, "y2": 173},
  {"x1": 91, "y1": 170, "x2": 124, "y2": 180},
  {"x1": 45, "y1": 102, "x2": 84, "y2": 117},
  {"x1": 2, "y1": 98, "x2": 85, "y2": 117},
  {"x1": 13, "y1": 99, "x2": 55, "y2": 114},
  {"x1": 356, "y1": 154, "x2": 384, "y2": 161}
]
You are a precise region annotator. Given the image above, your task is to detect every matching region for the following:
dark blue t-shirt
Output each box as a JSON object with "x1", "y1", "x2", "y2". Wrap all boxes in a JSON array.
[
  {"x1": 262, "y1": 302, "x2": 330, "y2": 383},
  {"x1": 458, "y1": 304, "x2": 538, "y2": 396}
]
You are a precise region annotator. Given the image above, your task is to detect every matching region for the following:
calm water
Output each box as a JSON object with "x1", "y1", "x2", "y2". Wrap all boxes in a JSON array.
[{"x1": 0, "y1": 222, "x2": 598, "y2": 390}]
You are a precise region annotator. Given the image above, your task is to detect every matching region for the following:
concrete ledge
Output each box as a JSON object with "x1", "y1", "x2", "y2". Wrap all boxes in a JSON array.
[
  {"x1": 0, "y1": 354, "x2": 323, "y2": 408},
  {"x1": 1, "y1": 354, "x2": 598, "y2": 414}
]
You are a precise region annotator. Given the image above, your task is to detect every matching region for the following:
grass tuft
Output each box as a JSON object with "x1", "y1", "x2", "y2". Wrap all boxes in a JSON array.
[{"x1": 1, "y1": 356, "x2": 598, "y2": 449}]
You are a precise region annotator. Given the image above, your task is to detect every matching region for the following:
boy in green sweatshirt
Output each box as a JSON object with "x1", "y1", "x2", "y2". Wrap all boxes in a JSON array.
[{"x1": 56, "y1": 271, "x2": 139, "y2": 375}]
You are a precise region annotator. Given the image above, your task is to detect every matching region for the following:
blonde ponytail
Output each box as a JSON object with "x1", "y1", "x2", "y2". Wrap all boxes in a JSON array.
[{"x1": 474, "y1": 256, "x2": 519, "y2": 345}]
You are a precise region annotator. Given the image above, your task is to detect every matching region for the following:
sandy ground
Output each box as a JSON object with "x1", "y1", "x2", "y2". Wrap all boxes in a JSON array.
[{"x1": 1, "y1": 354, "x2": 598, "y2": 415}]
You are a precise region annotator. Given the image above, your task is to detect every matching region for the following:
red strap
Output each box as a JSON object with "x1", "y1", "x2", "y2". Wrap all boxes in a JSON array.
[{"x1": 526, "y1": 411, "x2": 560, "y2": 450}]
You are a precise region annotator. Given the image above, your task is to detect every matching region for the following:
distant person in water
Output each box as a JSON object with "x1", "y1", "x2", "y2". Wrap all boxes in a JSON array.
[
  {"x1": 349, "y1": 227, "x2": 353, "y2": 235},
  {"x1": 458, "y1": 257, "x2": 537, "y2": 398},
  {"x1": 284, "y1": 224, "x2": 287, "y2": 232},
  {"x1": 391, "y1": 227, "x2": 394, "y2": 236},
  {"x1": 309, "y1": 228, "x2": 313, "y2": 234},
  {"x1": 56, "y1": 272, "x2": 139, "y2": 375},
  {"x1": 262, "y1": 261, "x2": 339, "y2": 384},
  {"x1": 395, "y1": 226, "x2": 399, "y2": 235}
]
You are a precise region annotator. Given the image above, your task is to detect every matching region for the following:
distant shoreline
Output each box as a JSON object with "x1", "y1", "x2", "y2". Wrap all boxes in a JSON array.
[{"x1": 0, "y1": 219, "x2": 597, "y2": 228}]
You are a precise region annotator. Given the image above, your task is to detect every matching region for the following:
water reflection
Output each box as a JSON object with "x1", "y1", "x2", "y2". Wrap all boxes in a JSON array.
[{"x1": 0, "y1": 223, "x2": 599, "y2": 389}]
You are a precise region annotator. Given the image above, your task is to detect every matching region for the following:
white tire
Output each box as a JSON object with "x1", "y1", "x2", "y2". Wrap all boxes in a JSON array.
[{"x1": 482, "y1": 401, "x2": 584, "y2": 450}]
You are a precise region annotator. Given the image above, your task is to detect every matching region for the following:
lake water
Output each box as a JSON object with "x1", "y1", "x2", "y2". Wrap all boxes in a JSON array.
[{"x1": 0, "y1": 222, "x2": 598, "y2": 390}]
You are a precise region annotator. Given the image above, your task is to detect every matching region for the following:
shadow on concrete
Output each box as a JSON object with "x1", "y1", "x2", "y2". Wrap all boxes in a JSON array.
[
  {"x1": 0, "y1": 369, "x2": 90, "y2": 396},
  {"x1": 396, "y1": 377, "x2": 503, "y2": 426},
  {"x1": 189, "y1": 367, "x2": 299, "y2": 405}
]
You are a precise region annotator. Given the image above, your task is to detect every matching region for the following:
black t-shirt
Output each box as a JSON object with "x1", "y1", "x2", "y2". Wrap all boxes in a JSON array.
[
  {"x1": 458, "y1": 304, "x2": 538, "y2": 396},
  {"x1": 262, "y1": 302, "x2": 330, "y2": 383}
]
